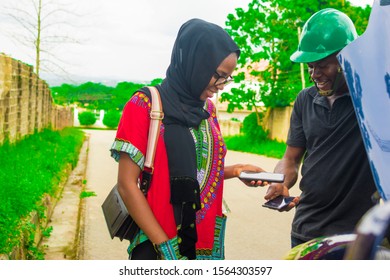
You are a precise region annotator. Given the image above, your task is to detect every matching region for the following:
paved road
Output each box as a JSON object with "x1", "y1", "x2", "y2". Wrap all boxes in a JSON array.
[
  {"x1": 81, "y1": 129, "x2": 128, "y2": 260},
  {"x1": 80, "y1": 129, "x2": 301, "y2": 260}
]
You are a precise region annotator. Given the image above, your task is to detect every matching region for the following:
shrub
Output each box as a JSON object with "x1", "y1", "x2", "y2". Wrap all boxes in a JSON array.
[
  {"x1": 242, "y1": 112, "x2": 269, "y2": 141},
  {"x1": 103, "y1": 110, "x2": 121, "y2": 128},
  {"x1": 78, "y1": 111, "x2": 96, "y2": 126},
  {"x1": 224, "y1": 134, "x2": 286, "y2": 159},
  {"x1": 0, "y1": 128, "x2": 84, "y2": 258}
]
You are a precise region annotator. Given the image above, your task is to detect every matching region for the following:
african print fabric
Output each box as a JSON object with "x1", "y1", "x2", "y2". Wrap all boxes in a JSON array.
[{"x1": 110, "y1": 92, "x2": 227, "y2": 260}]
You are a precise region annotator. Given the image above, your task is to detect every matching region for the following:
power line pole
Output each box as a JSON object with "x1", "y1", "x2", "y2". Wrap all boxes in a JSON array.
[{"x1": 298, "y1": 27, "x2": 306, "y2": 89}]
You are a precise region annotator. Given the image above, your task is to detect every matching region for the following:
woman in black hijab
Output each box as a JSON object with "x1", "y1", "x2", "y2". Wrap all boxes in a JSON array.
[{"x1": 111, "y1": 18, "x2": 265, "y2": 260}]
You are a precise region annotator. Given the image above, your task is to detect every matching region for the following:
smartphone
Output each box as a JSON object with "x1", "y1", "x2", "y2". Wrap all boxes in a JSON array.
[
  {"x1": 239, "y1": 171, "x2": 285, "y2": 183},
  {"x1": 262, "y1": 195, "x2": 294, "y2": 210}
]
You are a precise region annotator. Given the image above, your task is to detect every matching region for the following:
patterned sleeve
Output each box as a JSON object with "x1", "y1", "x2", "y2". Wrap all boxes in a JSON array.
[{"x1": 110, "y1": 92, "x2": 151, "y2": 170}]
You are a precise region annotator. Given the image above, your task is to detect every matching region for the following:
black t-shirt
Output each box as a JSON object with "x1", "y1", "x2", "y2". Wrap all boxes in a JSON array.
[{"x1": 287, "y1": 86, "x2": 376, "y2": 241}]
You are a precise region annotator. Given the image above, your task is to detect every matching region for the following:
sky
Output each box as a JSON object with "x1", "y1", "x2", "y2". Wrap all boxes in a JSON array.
[{"x1": 0, "y1": 0, "x2": 374, "y2": 86}]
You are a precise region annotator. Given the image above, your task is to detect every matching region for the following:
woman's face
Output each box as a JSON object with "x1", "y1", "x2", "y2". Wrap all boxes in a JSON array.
[{"x1": 200, "y1": 52, "x2": 238, "y2": 101}]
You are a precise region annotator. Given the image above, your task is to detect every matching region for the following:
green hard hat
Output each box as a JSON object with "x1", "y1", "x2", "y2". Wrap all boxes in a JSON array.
[{"x1": 290, "y1": 8, "x2": 358, "y2": 63}]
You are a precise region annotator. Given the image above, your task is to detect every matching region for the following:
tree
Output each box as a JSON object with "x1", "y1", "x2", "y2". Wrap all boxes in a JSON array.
[
  {"x1": 150, "y1": 78, "x2": 163, "y2": 86},
  {"x1": 222, "y1": 0, "x2": 371, "y2": 116},
  {"x1": 51, "y1": 82, "x2": 114, "y2": 109},
  {"x1": 111, "y1": 81, "x2": 146, "y2": 110},
  {"x1": 78, "y1": 111, "x2": 96, "y2": 126},
  {"x1": 50, "y1": 81, "x2": 154, "y2": 111},
  {"x1": 103, "y1": 110, "x2": 121, "y2": 129},
  {"x1": 2, "y1": 0, "x2": 82, "y2": 77}
]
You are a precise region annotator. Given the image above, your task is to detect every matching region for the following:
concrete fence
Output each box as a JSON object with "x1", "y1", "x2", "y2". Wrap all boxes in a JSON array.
[
  {"x1": 0, "y1": 53, "x2": 73, "y2": 145},
  {"x1": 263, "y1": 106, "x2": 293, "y2": 142},
  {"x1": 219, "y1": 119, "x2": 242, "y2": 136},
  {"x1": 218, "y1": 106, "x2": 292, "y2": 142}
]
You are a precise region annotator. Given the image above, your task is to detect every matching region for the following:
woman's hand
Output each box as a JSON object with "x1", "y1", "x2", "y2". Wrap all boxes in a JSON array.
[
  {"x1": 238, "y1": 164, "x2": 268, "y2": 187},
  {"x1": 154, "y1": 236, "x2": 188, "y2": 260},
  {"x1": 225, "y1": 164, "x2": 267, "y2": 187}
]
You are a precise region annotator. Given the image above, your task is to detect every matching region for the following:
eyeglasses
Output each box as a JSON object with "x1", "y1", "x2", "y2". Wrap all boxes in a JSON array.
[{"x1": 213, "y1": 71, "x2": 234, "y2": 86}]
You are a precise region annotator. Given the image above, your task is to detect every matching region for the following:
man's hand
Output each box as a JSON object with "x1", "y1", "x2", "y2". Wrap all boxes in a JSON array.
[{"x1": 264, "y1": 183, "x2": 300, "y2": 212}]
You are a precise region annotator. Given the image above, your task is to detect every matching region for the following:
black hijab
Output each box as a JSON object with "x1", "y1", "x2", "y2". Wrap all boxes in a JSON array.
[{"x1": 146, "y1": 19, "x2": 239, "y2": 259}]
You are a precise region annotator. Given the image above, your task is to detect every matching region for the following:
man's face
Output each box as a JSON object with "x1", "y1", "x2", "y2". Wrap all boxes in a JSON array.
[{"x1": 307, "y1": 54, "x2": 346, "y2": 95}]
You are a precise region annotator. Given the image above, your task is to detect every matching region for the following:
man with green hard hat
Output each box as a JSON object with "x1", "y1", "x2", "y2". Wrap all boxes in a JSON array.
[
  {"x1": 264, "y1": 8, "x2": 377, "y2": 248},
  {"x1": 290, "y1": 7, "x2": 358, "y2": 97}
]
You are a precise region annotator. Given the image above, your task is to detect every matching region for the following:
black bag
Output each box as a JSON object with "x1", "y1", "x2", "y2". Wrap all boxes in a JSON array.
[
  {"x1": 101, "y1": 87, "x2": 163, "y2": 241},
  {"x1": 101, "y1": 184, "x2": 139, "y2": 241}
]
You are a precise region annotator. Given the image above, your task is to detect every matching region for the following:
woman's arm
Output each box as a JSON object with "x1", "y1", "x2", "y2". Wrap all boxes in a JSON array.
[
  {"x1": 224, "y1": 163, "x2": 266, "y2": 186},
  {"x1": 117, "y1": 152, "x2": 168, "y2": 245}
]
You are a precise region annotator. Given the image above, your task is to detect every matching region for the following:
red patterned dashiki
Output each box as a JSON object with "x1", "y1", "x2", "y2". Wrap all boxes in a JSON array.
[{"x1": 111, "y1": 92, "x2": 227, "y2": 259}]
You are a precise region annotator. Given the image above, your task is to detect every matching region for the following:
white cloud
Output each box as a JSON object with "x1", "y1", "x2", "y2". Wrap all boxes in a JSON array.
[
  {"x1": 1, "y1": 0, "x2": 251, "y2": 84},
  {"x1": 0, "y1": 0, "x2": 374, "y2": 85}
]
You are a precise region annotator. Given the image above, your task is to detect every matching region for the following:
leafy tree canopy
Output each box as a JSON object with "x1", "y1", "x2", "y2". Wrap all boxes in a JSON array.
[
  {"x1": 51, "y1": 82, "x2": 113, "y2": 109},
  {"x1": 111, "y1": 81, "x2": 146, "y2": 110},
  {"x1": 222, "y1": 0, "x2": 371, "y2": 112},
  {"x1": 50, "y1": 80, "x2": 157, "y2": 110}
]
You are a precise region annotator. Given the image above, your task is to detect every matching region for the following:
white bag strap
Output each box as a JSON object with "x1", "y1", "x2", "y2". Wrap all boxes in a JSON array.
[{"x1": 144, "y1": 86, "x2": 164, "y2": 172}]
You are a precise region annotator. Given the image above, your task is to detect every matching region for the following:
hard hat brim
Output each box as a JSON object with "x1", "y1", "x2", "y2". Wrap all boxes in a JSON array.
[{"x1": 290, "y1": 50, "x2": 336, "y2": 63}]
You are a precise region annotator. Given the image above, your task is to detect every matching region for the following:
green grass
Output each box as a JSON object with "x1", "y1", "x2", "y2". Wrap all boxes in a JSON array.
[
  {"x1": 224, "y1": 135, "x2": 287, "y2": 159},
  {"x1": 0, "y1": 127, "x2": 85, "y2": 257},
  {"x1": 80, "y1": 190, "x2": 97, "y2": 199},
  {"x1": 76, "y1": 126, "x2": 115, "y2": 131}
]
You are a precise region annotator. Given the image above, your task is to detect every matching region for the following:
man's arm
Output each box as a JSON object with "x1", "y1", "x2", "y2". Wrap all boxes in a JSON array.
[{"x1": 264, "y1": 145, "x2": 305, "y2": 200}]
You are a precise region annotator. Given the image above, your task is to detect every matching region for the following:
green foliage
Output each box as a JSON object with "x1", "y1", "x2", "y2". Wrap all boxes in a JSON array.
[
  {"x1": 103, "y1": 110, "x2": 121, "y2": 129},
  {"x1": 78, "y1": 111, "x2": 97, "y2": 126},
  {"x1": 0, "y1": 128, "x2": 84, "y2": 257},
  {"x1": 224, "y1": 135, "x2": 287, "y2": 159},
  {"x1": 51, "y1": 82, "x2": 114, "y2": 109},
  {"x1": 242, "y1": 112, "x2": 269, "y2": 141},
  {"x1": 50, "y1": 79, "x2": 167, "y2": 113},
  {"x1": 223, "y1": 0, "x2": 371, "y2": 111},
  {"x1": 50, "y1": 80, "x2": 160, "y2": 111},
  {"x1": 23, "y1": 222, "x2": 45, "y2": 260},
  {"x1": 42, "y1": 226, "x2": 53, "y2": 238},
  {"x1": 150, "y1": 78, "x2": 163, "y2": 86},
  {"x1": 80, "y1": 191, "x2": 97, "y2": 199},
  {"x1": 111, "y1": 81, "x2": 145, "y2": 110}
]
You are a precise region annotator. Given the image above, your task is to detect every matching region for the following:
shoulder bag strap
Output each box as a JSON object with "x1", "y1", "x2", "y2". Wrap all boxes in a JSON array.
[{"x1": 140, "y1": 86, "x2": 164, "y2": 195}]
